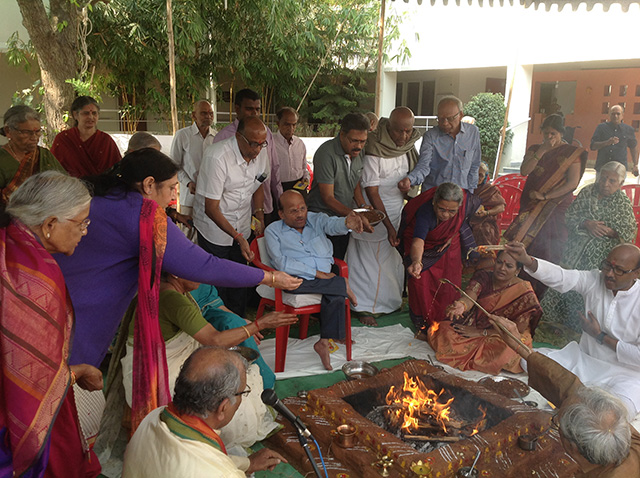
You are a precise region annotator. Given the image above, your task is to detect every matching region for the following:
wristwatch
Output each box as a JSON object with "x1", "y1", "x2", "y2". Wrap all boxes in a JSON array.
[{"x1": 596, "y1": 331, "x2": 607, "y2": 345}]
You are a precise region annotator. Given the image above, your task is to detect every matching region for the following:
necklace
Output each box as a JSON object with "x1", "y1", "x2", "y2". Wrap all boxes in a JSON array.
[{"x1": 5, "y1": 141, "x2": 31, "y2": 162}]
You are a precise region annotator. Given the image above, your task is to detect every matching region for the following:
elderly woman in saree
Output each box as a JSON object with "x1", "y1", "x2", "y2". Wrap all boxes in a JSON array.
[
  {"x1": 51, "y1": 96, "x2": 122, "y2": 177},
  {"x1": 504, "y1": 114, "x2": 588, "y2": 297},
  {"x1": 537, "y1": 161, "x2": 637, "y2": 346},
  {"x1": 469, "y1": 161, "x2": 506, "y2": 270},
  {"x1": 400, "y1": 182, "x2": 480, "y2": 340},
  {"x1": 0, "y1": 172, "x2": 102, "y2": 478},
  {"x1": 428, "y1": 251, "x2": 542, "y2": 374},
  {"x1": 0, "y1": 105, "x2": 65, "y2": 204}
]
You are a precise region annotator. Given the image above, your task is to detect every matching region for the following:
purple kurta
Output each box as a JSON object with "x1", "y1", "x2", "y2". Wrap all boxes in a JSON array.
[{"x1": 55, "y1": 191, "x2": 264, "y2": 367}]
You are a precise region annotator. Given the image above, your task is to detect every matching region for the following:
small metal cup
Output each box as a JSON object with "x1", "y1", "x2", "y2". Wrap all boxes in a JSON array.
[
  {"x1": 518, "y1": 434, "x2": 538, "y2": 451},
  {"x1": 456, "y1": 466, "x2": 479, "y2": 478},
  {"x1": 336, "y1": 424, "x2": 356, "y2": 447}
]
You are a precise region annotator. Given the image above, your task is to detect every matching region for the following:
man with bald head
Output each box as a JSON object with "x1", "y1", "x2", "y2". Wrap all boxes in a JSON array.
[
  {"x1": 591, "y1": 105, "x2": 639, "y2": 176},
  {"x1": 194, "y1": 115, "x2": 270, "y2": 317},
  {"x1": 265, "y1": 189, "x2": 364, "y2": 370},
  {"x1": 346, "y1": 107, "x2": 422, "y2": 326},
  {"x1": 213, "y1": 88, "x2": 283, "y2": 216},
  {"x1": 170, "y1": 100, "x2": 217, "y2": 217},
  {"x1": 123, "y1": 347, "x2": 286, "y2": 477},
  {"x1": 506, "y1": 241, "x2": 640, "y2": 418},
  {"x1": 398, "y1": 96, "x2": 481, "y2": 194}
]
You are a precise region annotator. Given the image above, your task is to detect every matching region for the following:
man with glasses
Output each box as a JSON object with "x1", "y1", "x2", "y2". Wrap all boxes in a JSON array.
[
  {"x1": 505, "y1": 241, "x2": 640, "y2": 419},
  {"x1": 123, "y1": 347, "x2": 287, "y2": 477},
  {"x1": 398, "y1": 96, "x2": 481, "y2": 194},
  {"x1": 591, "y1": 105, "x2": 639, "y2": 176},
  {"x1": 193, "y1": 115, "x2": 270, "y2": 317},
  {"x1": 213, "y1": 88, "x2": 282, "y2": 217},
  {"x1": 169, "y1": 100, "x2": 217, "y2": 217},
  {"x1": 307, "y1": 112, "x2": 373, "y2": 260}
]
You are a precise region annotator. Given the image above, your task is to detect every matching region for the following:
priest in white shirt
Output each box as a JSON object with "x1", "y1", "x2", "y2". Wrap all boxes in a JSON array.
[{"x1": 505, "y1": 241, "x2": 640, "y2": 419}]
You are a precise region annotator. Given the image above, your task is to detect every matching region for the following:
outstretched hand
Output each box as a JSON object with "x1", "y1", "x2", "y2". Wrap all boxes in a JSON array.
[
  {"x1": 70, "y1": 364, "x2": 103, "y2": 392},
  {"x1": 269, "y1": 271, "x2": 303, "y2": 290}
]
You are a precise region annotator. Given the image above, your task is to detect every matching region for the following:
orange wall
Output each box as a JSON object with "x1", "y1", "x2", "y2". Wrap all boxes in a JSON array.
[{"x1": 528, "y1": 68, "x2": 640, "y2": 164}]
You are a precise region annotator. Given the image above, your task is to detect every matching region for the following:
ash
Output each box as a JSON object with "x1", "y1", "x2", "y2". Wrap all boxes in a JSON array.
[{"x1": 365, "y1": 407, "x2": 441, "y2": 454}]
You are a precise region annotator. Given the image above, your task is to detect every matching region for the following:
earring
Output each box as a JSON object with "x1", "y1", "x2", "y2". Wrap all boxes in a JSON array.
[{"x1": 46, "y1": 232, "x2": 51, "y2": 239}]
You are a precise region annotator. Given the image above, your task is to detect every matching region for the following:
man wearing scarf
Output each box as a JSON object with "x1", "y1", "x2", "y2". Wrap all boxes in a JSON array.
[{"x1": 346, "y1": 107, "x2": 421, "y2": 326}]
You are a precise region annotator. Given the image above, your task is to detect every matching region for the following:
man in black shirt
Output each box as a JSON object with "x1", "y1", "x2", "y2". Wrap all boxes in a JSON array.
[{"x1": 591, "y1": 105, "x2": 639, "y2": 176}]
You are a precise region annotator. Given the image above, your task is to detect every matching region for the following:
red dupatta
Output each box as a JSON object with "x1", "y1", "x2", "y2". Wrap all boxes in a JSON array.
[
  {"x1": 0, "y1": 219, "x2": 73, "y2": 476},
  {"x1": 131, "y1": 199, "x2": 171, "y2": 433}
]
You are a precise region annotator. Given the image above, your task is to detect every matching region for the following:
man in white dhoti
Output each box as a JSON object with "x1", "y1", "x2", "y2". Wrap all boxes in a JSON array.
[
  {"x1": 123, "y1": 347, "x2": 287, "y2": 478},
  {"x1": 505, "y1": 241, "x2": 640, "y2": 418},
  {"x1": 346, "y1": 107, "x2": 421, "y2": 326}
]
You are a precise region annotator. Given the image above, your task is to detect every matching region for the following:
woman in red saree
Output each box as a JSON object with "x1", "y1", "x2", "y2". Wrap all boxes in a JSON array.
[
  {"x1": 503, "y1": 114, "x2": 587, "y2": 296},
  {"x1": 428, "y1": 251, "x2": 542, "y2": 375},
  {"x1": 51, "y1": 96, "x2": 121, "y2": 178},
  {"x1": 399, "y1": 182, "x2": 480, "y2": 339},
  {"x1": 0, "y1": 172, "x2": 102, "y2": 478}
]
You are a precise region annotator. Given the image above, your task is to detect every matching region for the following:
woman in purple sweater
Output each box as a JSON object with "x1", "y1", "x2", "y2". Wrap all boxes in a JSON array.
[{"x1": 55, "y1": 149, "x2": 301, "y2": 369}]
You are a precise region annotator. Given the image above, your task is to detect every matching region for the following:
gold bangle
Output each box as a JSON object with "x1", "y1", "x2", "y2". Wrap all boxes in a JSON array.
[
  {"x1": 271, "y1": 271, "x2": 275, "y2": 287},
  {"x1": 241, "y1": 326, "x2": 251, "y2": 339},
  {"x1": 70, "y1": 370, "x2": 77, "y2": 386}
]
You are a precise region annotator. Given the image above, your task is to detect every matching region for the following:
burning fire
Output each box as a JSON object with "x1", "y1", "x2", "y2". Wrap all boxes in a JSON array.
[{"x1": 385, "y1": 372, "x2": 487, "y2": 439}]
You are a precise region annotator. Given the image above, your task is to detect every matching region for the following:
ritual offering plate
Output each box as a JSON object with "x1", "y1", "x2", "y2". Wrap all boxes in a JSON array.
[
  {"x1": 353, "y1": 208, "x2": 386, "y2": 226},
  {"x1": 342, "y1": 360, "x2": 379, "y2": 380},
  {"x1": 228, "y1": 345, "x2": 259, "y2": 363},
  {"x1": 478, "y1": 376, "x2": 530, "y2": 399}
]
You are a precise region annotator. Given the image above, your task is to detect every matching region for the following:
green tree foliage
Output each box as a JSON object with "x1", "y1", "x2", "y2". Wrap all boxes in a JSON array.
[
  {"x1": 87, "y1": 0, "x2": 397, "y2": 130},
  {"x1": 464, "y1": 92, "x2": 513, "y2": 172}
]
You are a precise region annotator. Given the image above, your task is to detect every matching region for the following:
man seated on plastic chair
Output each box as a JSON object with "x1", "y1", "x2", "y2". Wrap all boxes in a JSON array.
[{"x1": 264, "y1": 190, "x2": 371, "y2": 370}]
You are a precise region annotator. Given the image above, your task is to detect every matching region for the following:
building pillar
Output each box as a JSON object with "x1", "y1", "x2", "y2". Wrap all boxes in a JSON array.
[
  {"x1": 499, "y1": 64, "x2": 533, "y2": 174},
  {"x1": 379, "y1": 71, "x2": 398, "y2": 118}
]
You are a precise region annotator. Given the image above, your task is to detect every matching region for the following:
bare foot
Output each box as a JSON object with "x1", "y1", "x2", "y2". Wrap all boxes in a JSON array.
[
  {"x1": 314, "y1": 339, "x2": 333, "y2": 370},
  {"x1": 358, "y1": 315, "x2": 378, "y2": 326},
  {"x1": 345, "y1": 278, "x2": 358, "y2": 307}
]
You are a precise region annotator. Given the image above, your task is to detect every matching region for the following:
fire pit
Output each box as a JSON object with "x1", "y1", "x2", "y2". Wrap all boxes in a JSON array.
[{"x1": 266, "y1": 360, "x2": 579, "y2": 477}]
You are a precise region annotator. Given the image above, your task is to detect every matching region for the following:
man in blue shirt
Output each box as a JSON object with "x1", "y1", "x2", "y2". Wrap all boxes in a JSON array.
[
  {"x1": 591, "y1": 105, "x2": 639, "y2": 176},
  {"x1": 398, "y1": 96, "x2": 481, "y2": 194},
  {"x1": 265, "y1": 190, "x2": 363, "y2": 370}
]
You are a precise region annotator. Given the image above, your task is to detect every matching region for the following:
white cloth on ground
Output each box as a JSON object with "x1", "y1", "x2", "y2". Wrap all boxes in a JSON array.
[{"x1": 346, "y1": 153, "x2": 406, "y2": 314}]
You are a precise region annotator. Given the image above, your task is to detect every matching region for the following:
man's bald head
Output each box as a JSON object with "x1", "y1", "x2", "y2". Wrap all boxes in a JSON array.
[
  {"x1": 278, "y1": 189, "x2": 308, "y2": 230},
  {"x1": 236, "y1": 116, "x2": 267, "y2": 161},
  {"x1": 601, "y1": 244, "x2": 640, "y2": 291},
  {"x1": 126, "y1": 131, "x2": 161, "y2": 153},
  {"x1": 173, "y1": 347, "x2": 246, "y2": 418},
  {"x1": 609, "y1": 105, "x2": 624, "y2": 125},
  {"x1": 388, "y1": 106, "x2": 416, "y2": 147}
]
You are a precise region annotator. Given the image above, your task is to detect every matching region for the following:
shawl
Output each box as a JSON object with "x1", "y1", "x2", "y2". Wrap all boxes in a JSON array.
[
  {"x1": 159, "y1": 402, "x2": 227, "y2": 454},
  {"x1": 0, "y1": 219, "x2": 73, "y2": 476},
  {"x1": 504, "y1": 143, "x2": 587, "y2": 247},
  {"x1": 365, "y1": 117, "x2": 421, "y2": 198},
  {"x1": 0, "y1": 147, "x2": 65, "y2": 204},
  {"x1": 563, "y1": 184, "x2": 638, "y2": 270},
  {"x1": 50, "y1": 127, "x2": 121, "y2": 178},
  {"x1": 130, "y1": 199, "x2": 171, "y2": 433}
]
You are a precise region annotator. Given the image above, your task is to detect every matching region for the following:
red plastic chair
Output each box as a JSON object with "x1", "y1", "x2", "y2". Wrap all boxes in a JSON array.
[
  {"x1": 492, "y1": 173, "x2": 527, "y2": 190},
  {"x1": 495, "y1": 183, "x2": 523, "y2": 232},
  {"x1": 620, "y1": 185, "x2": 640, "y2": 247},
  {"x1": 250, "y1": 236, "x2": 352, "y2": 372}
]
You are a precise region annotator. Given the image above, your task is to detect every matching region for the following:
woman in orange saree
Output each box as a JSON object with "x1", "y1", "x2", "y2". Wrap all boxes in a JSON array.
[
  {"x1": 503, "y1": 114, "x2": 587, "y2": 297},
  {"x1": 428, "y1": 251, "x2": 542, "y2": 375}
]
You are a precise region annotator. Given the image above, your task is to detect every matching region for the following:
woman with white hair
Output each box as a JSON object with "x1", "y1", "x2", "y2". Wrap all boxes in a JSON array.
[
  {"x1": 539, "y1": 160, "x2": 637, "y2": 345},
  {"x1": 0, "y1": 171, "x2": 102, "y2": 477},
  {"x1": 0, "y1": 105, "x2": 65, "y2": 204}
]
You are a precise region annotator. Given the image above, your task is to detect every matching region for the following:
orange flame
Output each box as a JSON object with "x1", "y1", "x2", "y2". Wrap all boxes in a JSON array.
[{"x1": 386, "y1": 372, "x2": 455, "y2": 433}]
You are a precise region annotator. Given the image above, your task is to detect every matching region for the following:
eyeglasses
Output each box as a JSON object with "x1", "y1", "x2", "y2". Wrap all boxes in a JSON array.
[
  {"x1": 238, "y1": 132, "x2": 268, "y2": 149},
  {"x1": 437, "y1": 111, "x2": 461, "y2": 124},
  {"x1": 234, "y1": 384, "x2": 252, "y2": 397},
  {"x1": 67, "y1": 217, "x2": 91, "y2": 232},
  {"x1": 599, "y1": 260, "x2": 638, "y2": 276},
  {"x1": 12, "y1": 127, "x2": 43, "y2": 137}
]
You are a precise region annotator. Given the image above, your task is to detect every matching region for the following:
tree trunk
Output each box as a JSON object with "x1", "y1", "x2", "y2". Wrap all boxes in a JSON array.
[
  {"x1": 16, "y1": 0, "x2": 80, "y2": 140},
  {"x1": 166, "y1": 0, "x2": 178, "y2": 134}
]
